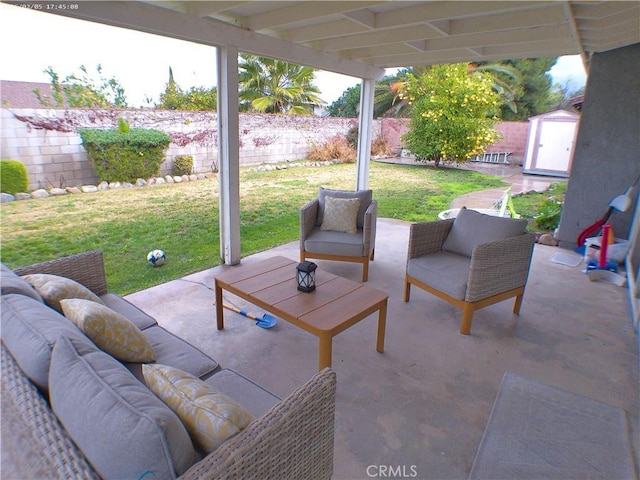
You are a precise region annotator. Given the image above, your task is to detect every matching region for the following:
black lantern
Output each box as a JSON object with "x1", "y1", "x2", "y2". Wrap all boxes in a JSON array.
[{"x1": 296, "y1": 261, "x2": 317, "y2": 293}]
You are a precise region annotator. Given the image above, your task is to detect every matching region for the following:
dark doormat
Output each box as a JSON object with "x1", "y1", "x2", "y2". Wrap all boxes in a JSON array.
[{"x1": 469, "y1": 372, "x2": 637, "y2": 480}]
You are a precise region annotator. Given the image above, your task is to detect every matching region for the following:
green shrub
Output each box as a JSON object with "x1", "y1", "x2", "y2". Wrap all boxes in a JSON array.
[
  {"x1": 79, "y1": 127, "x2": 171, "y2": 183},
  {"x1": 1, "y1": 160, "x2": 29, "y2": 194},
  {"x1": 535, "y1": 197, "x2": 563, "y2": 230},
  {"x1": 173, "y1": 155, "x2": 193, "y2": 175}
]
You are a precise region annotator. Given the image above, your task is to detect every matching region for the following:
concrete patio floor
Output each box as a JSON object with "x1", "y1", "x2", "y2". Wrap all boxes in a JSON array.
[{"x1": 127, "y1": 218, "x2": 639, "y2": 479}]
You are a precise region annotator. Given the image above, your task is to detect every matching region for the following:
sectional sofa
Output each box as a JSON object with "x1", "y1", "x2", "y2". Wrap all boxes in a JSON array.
[{"x1": 1, "y1": 251, "x2": 336, "y2": 479}]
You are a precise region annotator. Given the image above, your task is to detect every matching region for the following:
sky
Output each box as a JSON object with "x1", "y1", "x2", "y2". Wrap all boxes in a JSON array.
[{"x1": 0, "y1": 2, "x2": 587, "y2": 108}]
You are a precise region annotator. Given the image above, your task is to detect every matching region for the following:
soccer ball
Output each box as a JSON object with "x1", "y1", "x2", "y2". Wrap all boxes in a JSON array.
[{"x1": 147, "y1": 249, "x2": 166, "y2": 267}]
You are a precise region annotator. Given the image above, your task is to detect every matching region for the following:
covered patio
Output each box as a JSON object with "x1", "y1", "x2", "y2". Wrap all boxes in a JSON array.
[
  {"x1": 126, "y1": 218, "x2": 638, "y2": 479},
  {"x1": 16, "y1": 2, "x2": 640, "y2": 477}
]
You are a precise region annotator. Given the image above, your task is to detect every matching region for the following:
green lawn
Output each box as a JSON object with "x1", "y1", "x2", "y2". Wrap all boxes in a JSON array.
[{"x1": 1, "y1": 162, "x2": 507, "y2": 295}]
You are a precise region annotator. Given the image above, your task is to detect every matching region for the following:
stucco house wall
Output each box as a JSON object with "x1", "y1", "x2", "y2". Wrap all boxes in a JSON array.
[{"x1": 557, "y1": 43, "x2": 640, "y2": 257}]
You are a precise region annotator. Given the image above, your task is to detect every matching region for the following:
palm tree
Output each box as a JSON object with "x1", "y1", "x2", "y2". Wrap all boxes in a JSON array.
[
  {"x1": 468, "y1": 62, "x2": 523, "y2": 114},
  {"x1": 238, "y1": 54, "x2": 323, "y2": 114}
]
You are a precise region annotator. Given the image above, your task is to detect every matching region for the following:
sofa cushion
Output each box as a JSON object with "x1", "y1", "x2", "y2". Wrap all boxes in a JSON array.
[
  {"x1": 100, "y1": 293, "x2": 157, "y2": 330},
  {"x1": 143, "y1": 364, "x2": 254, "y2": 453},
  {"x1": 60, "y1": 298, "x2": 155, "y2": 363},
  {"x1": 442, "y1": 207, "x2": 528, "y2": 258},
  {"x1": 125, "y1": 325, "x2": 219, "y2": 382},
  {"x1": 1, "y1": 264, "x2": 44, "y2": 302},
  {"x1": 320, "y1": 196, "x2": 360, "y2": 234},
  {"x1": 205, "y1": 369, "x2": 281, "y2": 418},
  {"x1": 0, "y1": 294, "x2": 87, "y2": 391},
  {"x1": 22, "y1": 274, "x2": 104, "y2": 313},
  {"x1": 49, "y1": 336, "x2": 197, "y2": 479},
  {"x1": 317, "y1": 187, "x2": 372, "y2": 229},
  {"x1": 407, "y1": 252, "x2": 472, "y2": 300},
  {"x1": 304, "y1": 227, "x2": 365, "y2": 257}
]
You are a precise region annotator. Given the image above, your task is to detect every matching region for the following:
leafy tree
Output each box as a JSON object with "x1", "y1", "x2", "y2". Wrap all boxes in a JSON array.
[
  {"x1": 327, "y1": 84, "x2": 361, "y2": 117},
  {"x1": 238, "y1": 54, "x2": 322, "y2": 114},
  {"x1": 35, "y1": 64, "x2": 127, "y2": 108},
  {"x1": 468, "y1": 63, "x2": 522, "y2": 114},
  {"x1": 327, "y1": 71, "x2": 411, "y2": 118},
  {"x1": 399, "y1": 64, "x2": 501, "y2": 166},
  {"x1": 329, "y1": 63, "x2": 521, "y2": 119},
  {"x1": 156, "y1": 68, "x2": 217, "y2": 111},
  {"x1": 489, "y1": 58, "x2": 558, "y2": 120}
]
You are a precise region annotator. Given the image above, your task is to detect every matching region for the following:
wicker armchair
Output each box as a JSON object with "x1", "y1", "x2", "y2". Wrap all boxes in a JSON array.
[
  {"x1": 404, "y1": 208, "x2": 536, "y2": 334},
  {"x1": 300, "y1": 188, "x2": 377, "y2": 282}
]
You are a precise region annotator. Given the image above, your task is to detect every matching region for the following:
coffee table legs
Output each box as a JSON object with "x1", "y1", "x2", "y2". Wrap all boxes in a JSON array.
[
  {"x1": 376, "y1": 300, "x2": 387, "y2": 354},
  {"x1": 318, "y1": 299, "x2": 387, "y2": 370},
  {"x1": 215, "y1": 281, "x2": 224, "y2": 330},
  {"x1": 318, "y1": 333, "x2": 332, "y2": 370}
]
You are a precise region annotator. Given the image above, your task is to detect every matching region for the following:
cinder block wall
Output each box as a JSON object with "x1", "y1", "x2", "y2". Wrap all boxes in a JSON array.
[
  {"x1": 1, "y1": 109, "x2": 358, "y2": 190},
  {"x1": 490, "y1": 121, "x2": 529, "y2": 163},
  {"x1": 1, "y1": 107, "x2": 526, "y2": 191}
]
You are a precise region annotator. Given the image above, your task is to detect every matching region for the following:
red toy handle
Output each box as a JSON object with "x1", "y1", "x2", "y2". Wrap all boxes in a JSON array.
[{"x1": 598, "y1": 224, "x2": 611, "y2": 268}]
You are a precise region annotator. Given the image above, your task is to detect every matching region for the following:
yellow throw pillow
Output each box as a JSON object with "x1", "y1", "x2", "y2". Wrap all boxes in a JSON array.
[
  {"x1": 320, "y1": 196, "x2": 360, "y2": 234},
  {"x1": 60, "y1": 298, "x2": 155, "y2": 363},
  {"x1": 142, "y1": 364, "x2": 254, "y2": 453},
  {"x1": 22, "y1": 274, "x2": 105, "y2": 313}
]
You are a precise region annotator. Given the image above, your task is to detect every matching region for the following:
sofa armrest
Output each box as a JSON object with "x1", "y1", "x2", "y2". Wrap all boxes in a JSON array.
[
  {"x1": 300, "y1": 199, "x2": 319, "y2": 250},
  {"x1": 180, "y1": 368, "x2": 337, "y2": 480},
  {"x1": 1, "y1": 344, "x2": 99, "y2": 479},
  {"x1": 363, "y1": 200, "x2": 377, "y2": 255},
  {"x1": 14, "y1": 251, "x2": 108, "y2": 296},
  {"x1": 407, "y1": 219, "x2": 454, "y2": 261},
  {"x1": 466, "y1": 233, "x2": 537, "y2": 302}
]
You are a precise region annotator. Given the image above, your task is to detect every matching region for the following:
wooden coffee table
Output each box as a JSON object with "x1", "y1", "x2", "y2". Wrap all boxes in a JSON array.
[{"x1": 214, "y1": 256, "x2": 388, "y2": 370}]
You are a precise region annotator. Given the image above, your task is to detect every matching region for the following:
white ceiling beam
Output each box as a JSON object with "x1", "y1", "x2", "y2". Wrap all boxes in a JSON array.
[
  {"x1": 184, "y1": 1, "x2": 249, "y2": 18},
  {"x1": 482, "y1": 38, "x2": 577, "y2": 57},
  {"x1": 446, "y1": 5, "x2": 566, "y2": 36},
  {"x1": 417, "y1": 24, "x2": 570, "y2": 53},
  {"x1": 359, "y1": 48, "x2": 476, "y2": 66},
  {"x1": 577, "y1": 6, "x2": 640, "y2": 30},
  {"x1": 310, "y1": 25, "x2": 443, "y2": 52},
  {"x1": 343, "y1": 8, "x2": 377, "y2": 29},
  {"x1": 562, "y1": 1, "x2": 588, "y2": 70},
  {"x1": 581, "y1": 28, "x2": 640, "y2": 50},
  {"x1": 360, "y1": 36, "x2": 579, "y2": 67},
  {"x1": 572, "y1": 1, "x2": 637, "y2": 20},
  {"x1": 341, "y1": 43, "x2": 420, "y2": 61},
  {"x1": 39, "y1": 1, "x2": 384, "y2": 80},
  {"x1": 283, "y1": 19, "x2": 369, "y2": 43},
  {"x1": 241, "y1": 1, "x2": 382, "y2": 31},
  {"x1": 374, "y1": 1, "x2": 542, "y2": 30}
]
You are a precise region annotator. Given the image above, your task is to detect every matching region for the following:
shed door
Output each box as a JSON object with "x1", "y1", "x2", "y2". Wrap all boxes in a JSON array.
[{"x1": 532, "y1": 119, "x2": 576, "y2": 174}]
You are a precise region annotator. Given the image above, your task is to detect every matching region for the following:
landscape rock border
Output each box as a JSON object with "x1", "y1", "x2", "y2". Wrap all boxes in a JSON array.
[{"x1": 0, "y1": 159, "x2": 340, "y2": 203}]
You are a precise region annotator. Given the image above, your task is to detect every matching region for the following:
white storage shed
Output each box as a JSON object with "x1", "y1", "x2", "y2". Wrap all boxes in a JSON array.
[{"x1": 523, "y1": 110, "x2": 580, "y2": 177}]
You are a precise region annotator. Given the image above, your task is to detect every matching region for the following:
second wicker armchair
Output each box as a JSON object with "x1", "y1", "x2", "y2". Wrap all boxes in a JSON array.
[{"x1": 404, "y1": 207, "x2": 536, "y2": 334}]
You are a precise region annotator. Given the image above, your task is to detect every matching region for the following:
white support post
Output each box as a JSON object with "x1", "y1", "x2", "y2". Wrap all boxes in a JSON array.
[
  {"x1": 356, "y1": 78, "x2": 375, "y2": 191},
  {"x1": 216, "y1": 46, "x2": 241, "y2": 265}
]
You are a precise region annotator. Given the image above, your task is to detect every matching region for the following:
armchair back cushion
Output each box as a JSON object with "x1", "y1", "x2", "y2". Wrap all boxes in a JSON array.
[
  {"x1": 442, "y1": 207, "x2": 528, "y2": 257},
  {"x1": 317, "y1": 187, "x2": 372, "y2": 228}
]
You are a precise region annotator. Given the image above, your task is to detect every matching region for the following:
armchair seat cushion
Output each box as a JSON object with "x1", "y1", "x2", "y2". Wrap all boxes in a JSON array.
[
  {"x1": 304, "y1": 227, "x2": 365, "y2": 257},
  {"x1": 407, "y1": 252, "x2": 471, "y2": 300}
]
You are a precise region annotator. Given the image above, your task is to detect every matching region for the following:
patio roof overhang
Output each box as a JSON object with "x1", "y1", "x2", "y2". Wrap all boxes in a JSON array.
[
  {"x1": 26, "y1": 1, "x2": 640, "y2": 74},
  {"x1": 22, "y1": 1, "x2": 640, "y2": 265}
]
